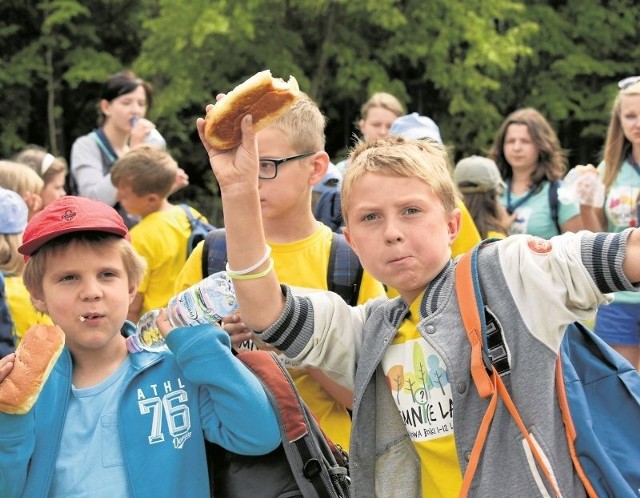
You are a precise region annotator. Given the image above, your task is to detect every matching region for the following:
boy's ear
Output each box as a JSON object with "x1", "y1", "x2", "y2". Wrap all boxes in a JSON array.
[
  {"x1": 146, "y1": 192, "x2": 162, "y2": 205},
  {"x1": 447, "y1": 207, "x2": 462, "y2": 245},
  {"x1": 342, "y1": 226, "x2": 359, "y2": 255},
  {"x1": 128, "y1": 282, "x2": 138, "y2": 304},
  {"x1": 308, "y1": 151, "x2": 330, "y2": 186},
  {"x1": 30, "y1": 293, "x2": 48, "y2": 314}
]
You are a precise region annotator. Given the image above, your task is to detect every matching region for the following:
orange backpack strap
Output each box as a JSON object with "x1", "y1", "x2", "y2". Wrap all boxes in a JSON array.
[
  {"x1": 456, "y1": 244, "x2": 564, "y2": 498},
  {"x1": 455, "y1": 249, "x2": 493, "y2": 399}
]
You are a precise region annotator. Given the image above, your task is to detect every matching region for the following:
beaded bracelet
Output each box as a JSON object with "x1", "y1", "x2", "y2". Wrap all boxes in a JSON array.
[
  {"x1": 227, "y1": 258, "x2": 274, "y2": 280},
  {"x1": 225, "y1": 246, "x2": 272, "y2": 275}
]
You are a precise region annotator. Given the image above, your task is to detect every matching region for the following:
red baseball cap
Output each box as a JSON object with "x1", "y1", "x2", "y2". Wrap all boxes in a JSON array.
[{"x1": 19, "y1": 196, "x2": 129, "y2": 257}]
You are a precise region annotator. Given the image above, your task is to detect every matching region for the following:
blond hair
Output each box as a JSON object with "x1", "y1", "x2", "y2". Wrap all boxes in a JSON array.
[
  {"x1": 360, "y1": 92, "x2": 405, "y2": 121},
  {"x1": 602, "y1": 81, "x2": 640, "y2": 192},
  {"x1": 0, "y1": 233, "x2": 25, "y2": 276},
  {"x1": 23, "y1": 233, "x2": 146, "y2": 296},
  {"x1": 0, "y1": 161, "x2": 44, "y2": 197},
  {"x1": 342, "y1": 136, "x2": 457, "y2": 222},
  {"x1": 110, "y1": 144, "x2": 177, "y2": 197},
  {"x1": 270, "y1": 92, "x2": 327, "y2": 152},
  {"x1": 14, "y1": 147, "x2": 68, "y2": 184}
]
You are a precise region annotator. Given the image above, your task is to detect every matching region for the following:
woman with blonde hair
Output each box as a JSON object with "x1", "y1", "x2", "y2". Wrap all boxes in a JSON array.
[
  {"x1": 591, "y1": 76, "x2": 640, "y2": 368},
  {"x1": 336, "y1": 92, "x2": 405, "y2": 174}
]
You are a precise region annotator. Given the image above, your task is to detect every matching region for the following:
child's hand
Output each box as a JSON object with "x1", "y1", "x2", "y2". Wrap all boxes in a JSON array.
[
  {"x1": 170, "y1": 167, "x2": 190, "y2": 194},
  {"x1": 196, "y1": 97, "x2": 260, "y2": 193},
  {"x1": 155, "y1": 309, "x2": 173, "y2": 338},
  {"x1": 0, "y1": 353, "x2": 15, "y2": 383},
  {"x1": 221, "y1": 313, "x2": 253, "y2": 347},
  {"x1": 130, "y1": 117, "x2": 157, "y2": 146},
  {"x1": 574, "y1": 166, "x2": 605, "y2": 207}
]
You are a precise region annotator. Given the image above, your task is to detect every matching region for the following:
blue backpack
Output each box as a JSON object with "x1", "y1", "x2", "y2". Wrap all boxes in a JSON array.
[
  {"x1": 456, "y1": 241, "x2": 640, "y2": 497},
  {"x1": 201, "y1": 228, "x2": 363, "y2": 306},
  {"x1": 179, "y1": 204, "x2": 215, "y2": 259},
  {"x1": 313, "y1": 190, "x2": 344, "y2": 233}
]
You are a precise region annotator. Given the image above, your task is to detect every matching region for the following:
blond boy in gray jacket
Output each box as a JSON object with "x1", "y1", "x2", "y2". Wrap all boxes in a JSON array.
[{"x1": 197, "y1": 111, "x2": 640, "y2": 497}]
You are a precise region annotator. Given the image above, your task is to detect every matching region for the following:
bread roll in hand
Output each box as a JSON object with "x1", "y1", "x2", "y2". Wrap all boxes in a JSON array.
[
  {"x1": 0, "y1": 324, "x2": 65, "y2": 414},
  {"x1": 204, "y1": 70, "x2": 300, "y2": 150}
]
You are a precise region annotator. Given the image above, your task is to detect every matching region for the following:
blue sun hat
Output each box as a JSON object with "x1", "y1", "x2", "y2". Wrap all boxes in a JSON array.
[
  {"x1": 0, "y1": 187, "x2": 29, "y2": 235},
  {"x1": 313, "y1": 162, "x2": 342, "y2": 196},
  {"x1": 389, "y1": 112, "x2": 443, "y2": 143}
]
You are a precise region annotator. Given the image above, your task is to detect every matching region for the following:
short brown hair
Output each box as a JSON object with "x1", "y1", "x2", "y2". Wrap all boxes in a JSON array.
[
  {"x1": 342, "y1": 136, "x2": 457, "y2": 223},
  {"x1": 110, "y1": 144, "x2": 177, "y2": 197},
  {"x1": 23, "y1": 233, "x2": 146, "y2": 296}
]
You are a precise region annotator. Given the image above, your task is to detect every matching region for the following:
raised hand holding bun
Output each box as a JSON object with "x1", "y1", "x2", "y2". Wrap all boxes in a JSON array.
[
  {"x1": 204, "y1": 70, "x2": 300, "y2": 150},
  {"x1": 0, "y1": 324, "x2": 65, "y2": 414}
]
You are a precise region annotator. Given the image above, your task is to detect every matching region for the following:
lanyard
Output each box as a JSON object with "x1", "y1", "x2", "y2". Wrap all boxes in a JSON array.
[
  {"x1": 629, "y1": 155, "x2": 640, "y2": 177},
  {"x1": 505, "y1": 179, "x2": 540, "y2": 215}
]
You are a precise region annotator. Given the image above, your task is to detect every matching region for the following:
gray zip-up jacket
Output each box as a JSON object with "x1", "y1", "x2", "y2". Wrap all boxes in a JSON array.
[{"x1": 256, "y1": 230, "x2": 638, "y2": 497}]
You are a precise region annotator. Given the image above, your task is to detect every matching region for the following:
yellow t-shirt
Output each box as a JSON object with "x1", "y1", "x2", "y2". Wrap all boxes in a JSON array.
[
  {"x1": 381, "y1": 290, "x2": 462, "y2": 497},
  {"x1": 174, "y1": 224, "x2": 386, "y2": 451},
  {"x1": 485, "y1": 230, "x2": 506, "y2": 240},
  {"x1": 386, "y1": 200, "x2": 481, "y2": 298},
  {"x1": 451, "y1": 200, "x2": 482, "y2": 256},
  {"x1": 4, "y1": 275, "x2": 53, "y2": 345},
  {"x1": 131, "y1": 205, "x2": 209, "y2": 315}
]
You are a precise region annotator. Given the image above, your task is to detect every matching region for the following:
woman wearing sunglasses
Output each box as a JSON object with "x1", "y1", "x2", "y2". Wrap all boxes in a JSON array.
[{"x1": 591, "y1": 76, "x2": 640, "y2": 369}]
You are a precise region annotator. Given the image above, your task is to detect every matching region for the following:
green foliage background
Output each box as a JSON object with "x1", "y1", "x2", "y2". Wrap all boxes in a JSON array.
[{"x1": 1, "y1": 0, "x2": 638, "y2": 225}]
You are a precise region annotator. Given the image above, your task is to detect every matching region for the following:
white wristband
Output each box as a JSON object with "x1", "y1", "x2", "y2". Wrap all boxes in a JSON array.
[{"x1": 225, "y1": 246, "x2": 272, "y2": 275}]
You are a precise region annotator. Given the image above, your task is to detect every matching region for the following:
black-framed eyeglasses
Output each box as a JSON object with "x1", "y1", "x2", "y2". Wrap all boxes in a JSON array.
[
  {"x1": 258, "y1": 152, "x2": 315, "y2": 179},
  {"x1": 618, "y1": 76, "x2": 640, "y2": 89}
]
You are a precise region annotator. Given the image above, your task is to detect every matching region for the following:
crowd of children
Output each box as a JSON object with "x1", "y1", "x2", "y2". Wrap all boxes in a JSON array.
[{"x1": 0, "y1": 72, "x2": 639, "y2": 497}]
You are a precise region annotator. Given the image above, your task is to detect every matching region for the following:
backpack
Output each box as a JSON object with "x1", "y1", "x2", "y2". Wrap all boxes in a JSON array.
[
  {"x1": 201, "y1": 228, "x2": 361, "y2": 497},
  {"x1": 313, "y1": 190, "x2": 344, "y2": 233},
  {"x1": 179, "y1": 204, "x2": 215, "y2": 259},
  {"x1": 210, "y1": 349, "x2": 350, "y2": 498},
  {"x1": 0, "y1": 273, "x2": 16, "y2": 358},
  {"x1": 455, "y1": 241, "x2": 640, "y2": 497},
  {"x1": 201, "y1": 228, "x2": 363, "y2": 306}
]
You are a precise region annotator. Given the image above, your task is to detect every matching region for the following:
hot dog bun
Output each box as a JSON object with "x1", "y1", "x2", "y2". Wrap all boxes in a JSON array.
[
  {"x1": 0, "y1": 324, "x2": 64, "y2": 414},
  {"x1": 204, "y1": 70, "x2": 300, "y2": 150}
]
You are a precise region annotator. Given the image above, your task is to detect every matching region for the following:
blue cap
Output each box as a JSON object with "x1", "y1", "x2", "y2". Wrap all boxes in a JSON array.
[
  {"x1": 313, "y1": 162, "x2": 342, "y2": 195},
  {"x1": 389, "y1": 112, "x2": 442, "y2": 143},
  {"x1": 0, "y1": 187, "x2": 29, "y2": 235}
]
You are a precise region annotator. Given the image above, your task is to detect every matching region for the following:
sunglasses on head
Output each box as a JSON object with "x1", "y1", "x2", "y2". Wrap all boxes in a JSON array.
[{"x1": 618, "y1": 76, "x2": 640, "y2": 89}]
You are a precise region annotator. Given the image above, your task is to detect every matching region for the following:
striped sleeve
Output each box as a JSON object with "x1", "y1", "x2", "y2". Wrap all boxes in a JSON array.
[{"x1": 580, "y1": 228, "x2": 638, "y2": 293}]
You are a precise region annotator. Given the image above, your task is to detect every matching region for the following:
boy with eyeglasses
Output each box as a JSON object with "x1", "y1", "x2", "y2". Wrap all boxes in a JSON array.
[{"x1": 175, "y1": 92, "x2": 386, "y2": 452}]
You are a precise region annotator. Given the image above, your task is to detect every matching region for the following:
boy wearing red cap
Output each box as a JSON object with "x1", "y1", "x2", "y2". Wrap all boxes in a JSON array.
[{"x1": 0, "y1": 196, "x2": 280, "y2": 497}]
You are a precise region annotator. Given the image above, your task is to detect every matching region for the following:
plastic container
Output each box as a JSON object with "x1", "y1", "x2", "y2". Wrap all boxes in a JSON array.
[
  {"x1": 130, "y1": 117, "x2": 167, "y2": 148},
  {"x1": 127, "y1": 271, "x2": 238, "y2": 353}
]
